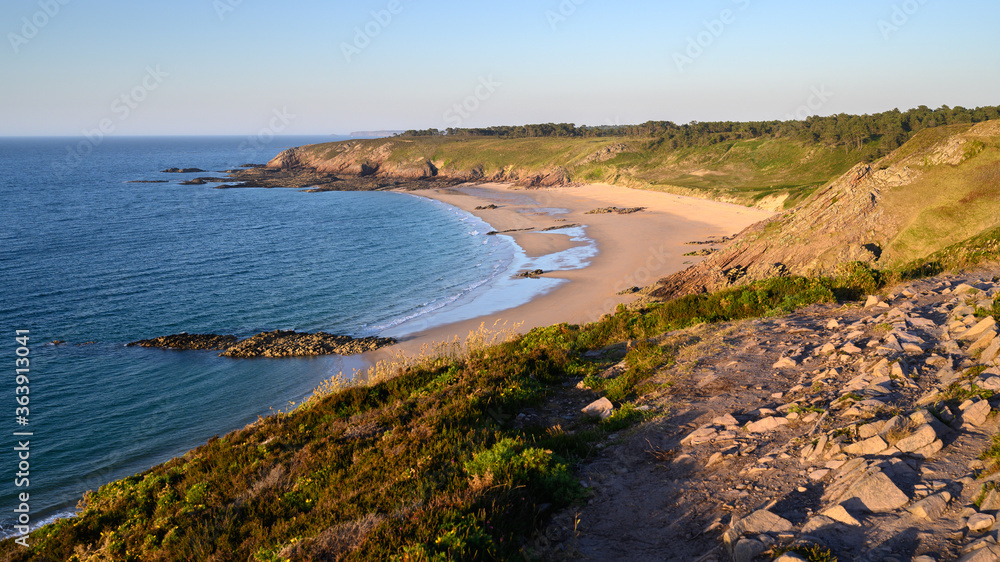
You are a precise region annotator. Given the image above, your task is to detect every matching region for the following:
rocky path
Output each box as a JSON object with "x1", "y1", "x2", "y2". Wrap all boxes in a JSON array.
[{"x1": 540, "y1": 268, "x2": 1000, "y2": 561}]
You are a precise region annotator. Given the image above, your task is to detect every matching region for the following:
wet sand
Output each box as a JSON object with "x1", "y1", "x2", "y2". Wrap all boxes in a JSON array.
[{"x1": 375, "y1": 182, "x2": 774, "y2": 358}]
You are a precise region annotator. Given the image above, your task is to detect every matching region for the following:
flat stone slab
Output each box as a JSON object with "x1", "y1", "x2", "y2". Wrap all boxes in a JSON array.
[
  {"x1": 908, "y1": 491, "x2": 951, "y2": 520},
  {"x1": 841, "y1": 469, "x2": 910, "y2": 512},
  {"x1": 745, "y1": 416, "x2": 789, "y2": 433},
  {"x1": 844, "y1": 435, "x2": 889, "y2": 456},
  {"x1": 732, "y1": 509, "x2": 793, "y2": 535},
  {"x1": 896, "y1": 424, "x2": 938, "y2": 453}
]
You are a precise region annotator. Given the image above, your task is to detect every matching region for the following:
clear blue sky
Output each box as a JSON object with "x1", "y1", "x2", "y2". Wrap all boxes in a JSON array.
[{"x1": 2, "y1": 0, "x2": 998, "y2": 135}]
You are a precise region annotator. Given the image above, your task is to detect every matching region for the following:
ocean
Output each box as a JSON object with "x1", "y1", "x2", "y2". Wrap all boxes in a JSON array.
[{"x1": 0, "y1": 136, "x2": 588, "y2": 534}]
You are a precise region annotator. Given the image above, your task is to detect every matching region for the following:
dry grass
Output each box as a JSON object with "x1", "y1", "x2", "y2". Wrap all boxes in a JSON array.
[{"x1": 307, "y1": 321, "x2": 525, "y2": 405}]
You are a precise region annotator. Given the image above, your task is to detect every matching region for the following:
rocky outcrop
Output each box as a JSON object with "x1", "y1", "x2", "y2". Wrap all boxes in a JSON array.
[
  {"x1": 129, "y1": 330, "x2": 395, "y2": 358},
  {"x1": 543, "y1": 269, "x2": 1000, "y2": 561},
  {"x1": 650, "y1": 123, "x2": 1000, "y2": 302},
  {"x1": 220, "y1": 330, "x2": 395, "y2": 358},
  {"x1": 161, "y1": 168, "x2": 206, "y2": 173},
  {"x1": 180, "y1": 177, "x2": 229, "y2": 185},
  {"x1": 581, "y1": 142, "x2": 632, "y2": 164},
  {"x1": 586, "y1": 207, "x2": 647, "y2": 215},
  {"x1": 513, "y1": 166, "x2": 571, "y2": 188},
  {"x1": 127, "y1": 333, "x2": 238, "y2": 351},
  {"x1": 264, "y1": 142, "x2": 574, "y2": 188},
  {"x1": 651, "y1": 161, "x2": 892, "y2": 301}
]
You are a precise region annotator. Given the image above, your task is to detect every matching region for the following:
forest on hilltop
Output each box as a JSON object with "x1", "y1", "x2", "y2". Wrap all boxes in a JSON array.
[{"x1": 401, "y1": 104, "x2": 1000, "y2": 160}]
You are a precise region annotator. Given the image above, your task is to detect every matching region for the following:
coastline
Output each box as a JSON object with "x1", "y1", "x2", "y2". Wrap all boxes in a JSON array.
[{"x1": 375, "y1": 182, "x2": 774, "y2": 358}]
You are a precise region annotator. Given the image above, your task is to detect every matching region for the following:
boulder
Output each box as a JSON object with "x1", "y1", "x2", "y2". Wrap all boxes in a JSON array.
[
  {"x1": 773, "y1": 357, "x2": 799, "y2": 369},
  {"x1": 912, "y1": 439, "x2": 944, "y2": 458},
  {"x1": 581, "y1": 398, "x2": 615, "y2": 419},
  {"x1": 968, "y1": 513, "x2": 996, "y2": 533},
  {"x1": 964, "y1": 400, "x2": 993, "y2": 427},
  {"x1": 958, "y1": 544, "x2": 1000, "y2": 561},
  {"x1": 982, "y1": 338, "x2": 1000, "y2": 364},
  {"x1": 980, "y1": 488, "x2": 1000, "y2": 511},
  {"x1": 733, "y1": 538, "x2": 766, "y2": 562},
  {"x1": 844, "y1": 436, "x2": 889, "y2": 456},
  {"x1": 821, "y1": 504, "x2": 862, "y2": 526},
  {"x1": 970, "y1": 331, "x2": 997, "y2": 356},
  {"x1": 961, "y1": 317, "x2": 997, "y2": 342},
  {"x1": 895, "y1": 424, "x2": 937, "y2": 453},
  {"x1": 713, "y1": 413, "x2": 739, "y2": 427},
  {"x1": 908, "y1": 491, "x2": 951, "y2": 520}
]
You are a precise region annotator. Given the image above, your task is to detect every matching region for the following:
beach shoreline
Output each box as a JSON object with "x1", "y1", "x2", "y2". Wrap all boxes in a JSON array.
[{"x1": 369, "y1": 182, "x2": 774, "y2": 360}]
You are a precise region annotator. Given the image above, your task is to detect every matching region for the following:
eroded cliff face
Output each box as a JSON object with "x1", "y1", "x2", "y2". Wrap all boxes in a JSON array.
[
  {"x1": 268, "y1": 142, "x2": 437, "y2": 179},
  {"x1": 267, "y1": 141, "x2": 573, "y2": 187},
  {"x1": 651, "y1": 121, "x2": 1000, "y2": 301}
]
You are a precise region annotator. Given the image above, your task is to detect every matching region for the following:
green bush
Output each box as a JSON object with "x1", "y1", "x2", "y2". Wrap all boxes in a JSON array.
[
  {"x1": 831, "y1": 261, "x2": 885, "y2": 300},
  {"x1": 465, "y1": 438, "x2": 580, "y2": 504}
]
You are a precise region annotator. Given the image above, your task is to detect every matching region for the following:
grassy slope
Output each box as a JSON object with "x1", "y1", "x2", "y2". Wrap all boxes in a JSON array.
[
  {"x1": 0, "y1": 277, "x2": 851, "y2": 561},
  {"x1": 881, "y1": 126, "x2": 1000, "y2": 265},
  {"x1": 299, "y1": 135, "x2": 864, "y2": 208}
]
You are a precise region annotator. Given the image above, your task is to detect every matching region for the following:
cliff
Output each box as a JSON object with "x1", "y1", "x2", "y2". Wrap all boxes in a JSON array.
[{"x1": 651, "y1": 121, "x2": 1000, "y2": 300}]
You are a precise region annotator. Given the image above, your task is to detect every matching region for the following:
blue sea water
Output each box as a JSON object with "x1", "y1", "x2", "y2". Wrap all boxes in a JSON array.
[{"x1": 0, "y1": 135, "x2": 556, "y2": 533}]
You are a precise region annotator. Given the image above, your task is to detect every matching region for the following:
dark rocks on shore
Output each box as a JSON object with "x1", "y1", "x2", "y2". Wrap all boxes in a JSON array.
[
  {"x1": 683, "y1": 248, "x2": 718, "y2": 257},
  {"x1": 540, "y1": 223, "x2": 581, "y2": 231},
  {"x1": 586, "y1": 207, "x2": 646, "y2": 215},
  {"x1": 486, "y1": 227, "x2": 533, "y2": 236},
  {"x1": 517, "y1": 269, "x2": 545, "y2": 279},
  {"x1": 161, "y1": 168, "x2": 207, "y2": 174},
  {"x1": 128, "y1": 330, "x2": 395, "y2": 358},
  {"x1": 180, "y1": 177, "x2": 230, "y2": 185},
  {"x1": 127, "y1": 333, "x2": 239, "y2": 351},
  {"x1": 220, "y1": 330, "x2": 395, "y2": 358},
  {"x1": 475, "y1": 204, "x2": 500, "y2": 210},
  {"x1": 684, "y1": 235, "x2": 735, "y2": 245}
]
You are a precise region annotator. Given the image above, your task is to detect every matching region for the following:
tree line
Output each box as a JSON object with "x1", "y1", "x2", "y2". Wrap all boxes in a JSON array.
[{"x1": 398, "y1": 104, "x2": 1000, "y2": 159}]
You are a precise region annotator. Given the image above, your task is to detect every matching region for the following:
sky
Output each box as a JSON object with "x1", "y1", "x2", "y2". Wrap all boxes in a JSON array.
[{"x1": 1, "y1": 0, "x2": 998, "y2": 136}]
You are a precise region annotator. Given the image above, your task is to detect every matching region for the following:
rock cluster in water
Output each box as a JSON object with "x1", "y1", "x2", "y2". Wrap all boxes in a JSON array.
[
  {"x1": 127, "y1": 330, "x2": 395, "y2": 358},
  {"x1": 126, "y1": 333, "x2": 238, "y2": 351},
  {"x1": 220, "y1": 330, "x2": 395, "y2": 358}
]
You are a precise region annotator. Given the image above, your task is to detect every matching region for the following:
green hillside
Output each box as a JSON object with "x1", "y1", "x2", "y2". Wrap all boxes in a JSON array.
[{"x1": 294, "y1": 135, "x2": 863, "y2": 209}]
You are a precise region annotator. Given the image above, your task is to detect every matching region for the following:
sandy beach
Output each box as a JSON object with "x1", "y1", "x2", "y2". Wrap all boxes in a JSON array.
[{"x1": 378, "y1": 182, "x2": 773, "y2": 357}]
